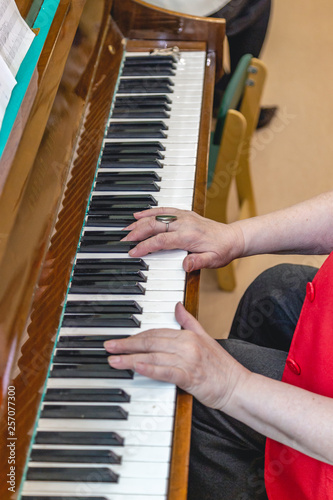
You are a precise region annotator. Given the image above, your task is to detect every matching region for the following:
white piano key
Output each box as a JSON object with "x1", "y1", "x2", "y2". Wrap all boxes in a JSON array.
[
  {"x1": 47, "y1": 375, "x2": 176, "y2": 391},
  {"x1": 21, "y1": 47, "x2": 205, "y2": 500},
  {"x1": 74, "y1": 258, "x2": 184, "y2": 271},
  {"x1": 32, "y1": 443, "x2": 172, "y2": 463},
  {"x1": 108, "y1": 117, "x2": 200, "y2": 130},
  {"x1": 69, "y1": 279, "x2": 184, "y2": 292},
  {"x1": 92, "y1": 179, "x2": 194, "y2": 190},
  {"x1": 23, "y1": 476, "x2": 168, "y2": 496},
  {"x1": 67, "y1": 290, "x2": 184, "y2": 304},
  {"x1": 38, "y1": 414, "x2": 174, "y2": 431},
  {"x1": 43, "y1": 399, "x2": 175, "y2": 417},
  {"x1": 59, "y1": 323, "x2": 180, "y2": 336},
  {"x1": 44, "y1": 385, "x2": 176, "y2": 403},
  {"x1": 98, "y1": 166, "x2": 196, "y2": 179},
  {"x1": 91, "y1": 188, "x2": 193, "y2": 198},
  {"x1": 23, "y1": 495, "x2": 165, "y2": 500},
  {"x1": 28, "y1": 460, "x2": 170, "y2": 479},
  {"x1": 76, "y1": 249, "x2": 188, "y2": 261}
]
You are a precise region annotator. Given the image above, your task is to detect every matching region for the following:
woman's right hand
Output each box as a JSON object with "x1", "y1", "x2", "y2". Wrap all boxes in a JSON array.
[{"x1": 122, "y1": 207, "x2": 245, "y2": 272}]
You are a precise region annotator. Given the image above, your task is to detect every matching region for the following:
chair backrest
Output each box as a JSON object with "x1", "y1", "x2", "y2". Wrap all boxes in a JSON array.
[
  {"x1": 207, "y1": 55, "x2": 267, "y2": 188},
  {"x1": 213, "y1": 53, "x2": 253, "y2": 146}
]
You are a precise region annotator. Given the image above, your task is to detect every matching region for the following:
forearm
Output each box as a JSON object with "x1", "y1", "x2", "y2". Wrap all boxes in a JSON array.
[
  {"x1": 228, "y1": 372, "x2": 333, "y2": 464},
  {"x1": 232, "y1": 191, "x2": 333, "y2": 257}
]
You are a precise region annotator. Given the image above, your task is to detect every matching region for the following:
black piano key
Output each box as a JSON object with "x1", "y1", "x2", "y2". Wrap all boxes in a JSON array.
[
  {"x1": 65, "y1": 299, "x2": 143, "y2": 313},
  {"x1": 114, "y1": 96, "x2": 172, "y2": 108},
  {"x1": 72, "y1": 269, "x2": 147, "y2": 281},
  {"x1": 41, "y1": 404, "x2": 128, "y2": 420},
  {"x1": 88, "y1": 193, "x2": 158, "y2": 205},
  {"x1": 79, "y1": 241, "x2": 138, "y2": 253},
  {"x1": 53, "y1": 349, "x2": 109, "y2": 364},
  {"x1": 22, "y1": 497, "x2": 108, "y2": 500},
  {"x1": 112, "y1": 107, "x2": 170, "y2": 119},
  {"x1": 107, "y1": 121, "x2": 168, "y2": 139},
  {"x1": 117, "y1": 84, "x2": 173, "y2": 95},
  {"x1": 69, "y1": 280, "x2": 145, "y2": 294},
  {"x1": 74, "y1": 258, "x2": 149, "y2": 271},
  {"x1": 62, "y1": 313, "x2": 141, "y2": 328},
  {"x1": 27, "y1": 467, "x2": 119, "y2": 483},
  {"x1": 88, "y1": 204, "x2": 152, "y2": 215},
  {"x1": 57, "y1": 335, "x2": 129, "y2": 349},
  {"x1": 35, "y1": 431, "x2": 124, "y2": 446},
  {"x1": 86, "y1": 214, "x2": 136, "y2": 227},
  {"x1": 96, "y1": 171, "x2": 161, "y2": 182},
  {"x1": 75, "y1": 257, "x2": 149, "y2": 271},
  {"x1": 50, "y1": 364, "x2": 134, "y2": 378},
  {"x1": 113, "y1": 95, "x2": 172, "y2": 109},
  {"x1": 88, "y1": 198, "x2": 153, "y2": 210},
  {"x1": 81, "y1": 230, "x2": 129, "y2": 241},
  {"x1": 90, "y1": 193, "x2": 157, "y2": 205},
  {"x1": 94, "y1": 180, "x2": 160, "y2": 192},
  {"x1": 30, "y1": 448, "x2": 122, "y2": 464},
  {"x1": 118, "y1": 77, "x2": 174, "y2": 93},
  {"x1": 44, "y1": 388, "x2": 130, "y2": 403},
  {"x1": 121, "y1": 66, "x2": 175, "y2": 77},
  {"x1": 101, "y1": 149, "x2": 164, "y2": 160},
  {"x1": 124, "y1": 54, "x2": 177, "y2": 64},
  {"x1": 120, "y1": 77, "x2": 175, "y2": 88},
  {"x1": 102, "y1": 141, "x2": 166, "y2": 153},
  {"x1": 99, "y1": 158, "x2": 164, "y2": 169}
]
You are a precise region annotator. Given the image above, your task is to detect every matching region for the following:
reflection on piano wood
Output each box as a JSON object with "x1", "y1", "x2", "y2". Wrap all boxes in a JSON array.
[{"x1": 0, "y1": 1, "x2": 225, "y2": 499}]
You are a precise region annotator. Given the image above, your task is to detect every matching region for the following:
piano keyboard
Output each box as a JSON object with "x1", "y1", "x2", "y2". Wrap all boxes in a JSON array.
[{"x1": 21, "y1": 49, "x2": 206, "y2": 500}]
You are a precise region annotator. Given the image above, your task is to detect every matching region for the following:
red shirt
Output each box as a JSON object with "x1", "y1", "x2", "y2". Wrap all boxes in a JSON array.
[{"x1": 265, "y1": 254, "x2": 333, "y2": 499}]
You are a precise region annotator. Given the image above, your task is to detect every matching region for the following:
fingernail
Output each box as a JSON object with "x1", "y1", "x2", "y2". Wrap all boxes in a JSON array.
[
  {"x1": 109, "y1": 356, "x2": 121, "y2": 365},
  {"x1": 129, "y1": 247, "x2": 137, "y2": 256},
  {"x1": 104, "y1": 340, "x2": 116, "y2": 351},
  {"x1": 187, "y1": 259, "x2": 194, "y2": 272}
]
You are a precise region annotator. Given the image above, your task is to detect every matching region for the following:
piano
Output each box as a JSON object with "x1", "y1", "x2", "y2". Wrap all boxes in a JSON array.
[{"x1": 0, "y1": 1, "x2": 225, "y2": 498}]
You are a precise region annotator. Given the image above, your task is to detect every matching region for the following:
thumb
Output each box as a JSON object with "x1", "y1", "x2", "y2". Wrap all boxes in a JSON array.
[
  {"x1": 175, "y1": 302, "x2": 207, "y2": 336},
  {"x1": 183, "y1": 252, "x2": 219, "y2": 272}
]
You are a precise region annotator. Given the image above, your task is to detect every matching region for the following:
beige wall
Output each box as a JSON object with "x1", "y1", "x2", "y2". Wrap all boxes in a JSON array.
[{"x1": 199, "y1": 0, "x2": 333, "y2": 338}]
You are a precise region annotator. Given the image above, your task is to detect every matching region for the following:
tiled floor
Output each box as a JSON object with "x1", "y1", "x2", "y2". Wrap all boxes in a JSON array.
[{"x1": 199, "y1": 0, "x2": 333, "y2": 339}]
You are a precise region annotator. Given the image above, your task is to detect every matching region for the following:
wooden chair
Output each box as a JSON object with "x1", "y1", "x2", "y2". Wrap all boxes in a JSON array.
[{"x1": 205, "y1": 54, "x2": 267, "y2": 291}]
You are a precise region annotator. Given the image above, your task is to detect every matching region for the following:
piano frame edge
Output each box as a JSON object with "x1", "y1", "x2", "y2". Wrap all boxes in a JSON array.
[
  {"x1": 168, "y1": 50, "x2": 216, "y2": 500},
  {"x1": 0, "y1": 2, "x2": 219, "y2": 496}
]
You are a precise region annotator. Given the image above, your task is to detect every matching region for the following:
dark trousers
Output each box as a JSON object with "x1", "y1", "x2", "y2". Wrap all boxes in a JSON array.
[
  {"x1": 187, "y1": 263, "x2": 318, "y2": 500},
  {"x1": 212, "y1": 0, "x2": 272, "y2": 81}
]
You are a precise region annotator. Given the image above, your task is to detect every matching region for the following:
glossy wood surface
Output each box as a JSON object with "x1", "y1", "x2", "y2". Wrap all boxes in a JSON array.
[
  {"x1": 112, "y1": 0, "x2": 225, "y2": 80},
  {"x1": 0, "y1": 0, "x2": 118, "y2": 496},
  {"x1": 0, "y1": 1, "x2": 222, "y2": 498}
]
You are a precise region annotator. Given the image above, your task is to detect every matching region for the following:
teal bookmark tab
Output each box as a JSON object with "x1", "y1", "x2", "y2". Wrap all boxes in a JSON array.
[{"x1": 0, "y1": 0, "x2": 61, "y2": 158}]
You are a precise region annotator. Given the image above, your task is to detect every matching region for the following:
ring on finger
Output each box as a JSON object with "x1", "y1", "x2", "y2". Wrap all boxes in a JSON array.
[{"x1": 155, "y1": 215, "x2": 177, "y2": 232}]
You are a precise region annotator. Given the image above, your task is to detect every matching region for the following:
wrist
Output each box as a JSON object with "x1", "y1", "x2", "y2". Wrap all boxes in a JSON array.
[{"x1": 227, "y1": 221, "x2": 246, "y2": 260}]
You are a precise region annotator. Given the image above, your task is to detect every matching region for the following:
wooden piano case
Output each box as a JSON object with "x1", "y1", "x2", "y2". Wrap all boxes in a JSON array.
[{"x1": 0, "y1": 1, "x2": 225, "y2": 498}]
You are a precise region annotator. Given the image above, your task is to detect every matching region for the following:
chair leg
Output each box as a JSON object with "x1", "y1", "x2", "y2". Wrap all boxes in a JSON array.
[
  {"x1": 216, "y1": 262, "x2": 237, "y2": 291},
  {"x1": 205, "y1": 110, "x2": 246, "y2": 291},
  {"x1": 236, "y1": 151, "x2": 257, "y2": 219}
]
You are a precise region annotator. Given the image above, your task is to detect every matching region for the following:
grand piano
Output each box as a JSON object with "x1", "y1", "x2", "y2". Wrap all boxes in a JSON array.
[{"x1": 0, "y1": 1, "x2": 225, "y2": 498}]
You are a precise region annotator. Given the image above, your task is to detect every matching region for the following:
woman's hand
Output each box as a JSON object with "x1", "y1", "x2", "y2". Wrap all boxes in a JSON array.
[
  {"x1": 122, "y1": 207, "x2": 244, "y2": 272},
  {"x1": 105, "y1": 303, "x2": 250, "y2": 411}
]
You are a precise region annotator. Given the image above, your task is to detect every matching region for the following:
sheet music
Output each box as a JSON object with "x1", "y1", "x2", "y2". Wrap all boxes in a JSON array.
[
  {"x1": 0, "y1": 0, "x2": 35, "y2": 76},
  {"x1": 0, "y1": 54, "x2": 16, "y2": 129}
]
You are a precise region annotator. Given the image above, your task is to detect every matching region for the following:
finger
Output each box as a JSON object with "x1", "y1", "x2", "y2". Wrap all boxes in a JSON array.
[
  {"x1": 183, "y1": 252, "x2": 220, "y2": 272},
  {"x1": 133, "y1": 207, "x2": 180, "y2": 220},
  {"x1": 175, "y1": 302, "x2": 208, "y2": 337},
  {"x1": 104, "y1": 328, "x2": 182, "y2": 354},
  {"x1": 129, "y1": 231, "x2": 182, "y2": 257},
  {"x1": 123, "y1": 214, "x2": 179, "y2": 243},
  {"x1": 109, "y1": 354, "x2": 187, "y2": 387}
]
